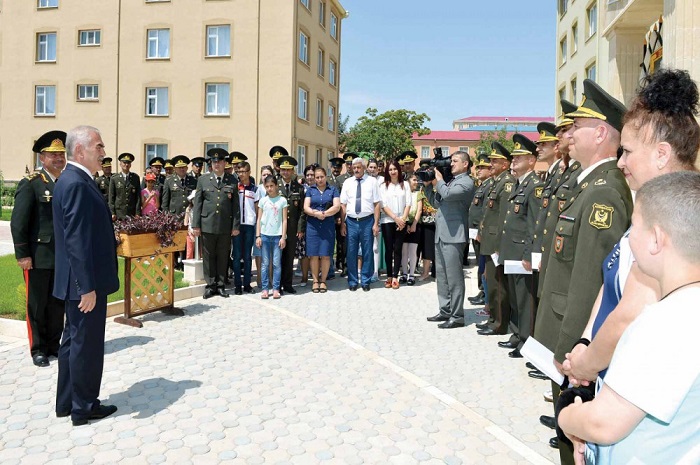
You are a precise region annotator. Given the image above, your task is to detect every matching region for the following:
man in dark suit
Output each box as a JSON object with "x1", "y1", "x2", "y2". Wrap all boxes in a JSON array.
[
  {"x1": 53, "y1": 125, "x2": 120, "y2": 426},
  {"x1": 191, "y1": 148, "x2": 240, "y2": 299},
  {"x1": 11, "y1": 130, "x2": 67, "y2": 367},
  {"x1": 425, "y1": 150, "x2": 475, "y2": 329}
]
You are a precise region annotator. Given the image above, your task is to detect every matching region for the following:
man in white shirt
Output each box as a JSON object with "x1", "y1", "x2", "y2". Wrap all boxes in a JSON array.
[{"x1": 340, "y1": 158, "x2": 381, "y2": 291}]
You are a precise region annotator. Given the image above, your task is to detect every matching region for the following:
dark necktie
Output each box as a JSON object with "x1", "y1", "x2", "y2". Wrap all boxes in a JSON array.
[
  {"x1": 355, "y1": 178, "x2": 362, "y2": 214},
  {"x1": 285, "y1": 183, "x2": 290, "y2": 197},
  {"x1": 217, "y1": 176, "x2": 221, "y2": 186},
  {"x1": 180, "y1": 178, "x2": 184, "y2": 188}
]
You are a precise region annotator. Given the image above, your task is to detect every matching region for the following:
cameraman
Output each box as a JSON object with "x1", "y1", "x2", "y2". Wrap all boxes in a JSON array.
[{"x1": 425, "y1": 151, "x2": 475, "y2": 329}]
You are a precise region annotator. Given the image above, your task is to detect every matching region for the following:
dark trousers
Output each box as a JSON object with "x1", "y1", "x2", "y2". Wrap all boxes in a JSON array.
[
  {"x1": 507, "y1": 273, "x2": 535, "y2": 348},
  {"x1": 231, "y1": 225, "x2": 255, "y2": 288},
  {"x1": 281, "y1": 228, "x2": 298, "y2": 290},
  {"x1": 473, "y1": 240, "x2": 484, "y2": 290},
  {"x1": 381, "y1": 223, "x2": 406, "y2": 278},
  {"x1": 551, "y1": 381, "x2": 575, "y2": 465},
  {"x1": 202, "y1": 233, "x2": 231, "y2": 290},
  {"x1": 334, "y1": 221, "x2": 345, "y2": 271},
  {"x1": 484, "y1": 256, "x2": 510, "y2": 333},
  {"x1": 56, "y1": 294, "x2": 108, "y2": 421},
  {"x1": 24, "y1": 268, "x2": 64, "y2": 357}
]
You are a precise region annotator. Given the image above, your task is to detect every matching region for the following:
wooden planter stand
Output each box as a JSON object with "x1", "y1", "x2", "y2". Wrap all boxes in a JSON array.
[{"x1": 115, "y1": 230, "x2": 188, "y2": 328}]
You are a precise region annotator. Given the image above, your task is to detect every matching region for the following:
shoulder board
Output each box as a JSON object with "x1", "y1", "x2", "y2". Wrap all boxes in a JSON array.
[{"x1": 25, "y1": 172, "x2": 40, "y2": 181}]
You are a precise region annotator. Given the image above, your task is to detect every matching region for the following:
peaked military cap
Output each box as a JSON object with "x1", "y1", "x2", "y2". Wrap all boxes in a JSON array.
[
  {"x1": 278, "y1": 156, "x2": 298, "y2": 170},
  {"x1": 269, "y1": 146, "x2": 289, "y2": 160},
  {"x1": 191, "y1": 156, "x2": 205, "y2": 167},
  {"x1": 511, "y1": 134, "x2": 538, "y2": 156},
  {"x1": 565, "y1": 79, "x2": 627, "y2": 132},
  {"x1": 118, "y1": 153, "x2": 135, "y2": 163},
  {"x1": 536, "y1": 122, "x2": 559, "y2": 144},
  {"x1": 33, "y1": 130, "x2": 67, "y2": 154},
  {"x1": 164, "y1": 160, "x2": 174, "y2": 169},
  {"x1": 474, "y1": 154, "x2": 491, "y2": 168},
  {"x1": 101, "y1": 157, "x2": 113, "y2": 167},
  {"x1": 556, "y1": 99, "x2": 577, "y2": 130},
  {"x1": 207, "y1": 147, "x2": 229, "y2": 162},
  {"x1": 329, "y1": 157, "x2": 344, "y2": 167},
  {"x1": 229, "y1": 151, "x2": 247, "y2": 164},
  {"x1": 171, "y1": 155, "x2": 190, "y2": 168},
  {"x1": 398, "y1": 150, "x2": 417, "y2": 165},
  {"x1": 342, "y1": 152, "x2": 356, "y2": 163},
  {"x1": 489, "y1": 141, "x2": 512, "y2": 161},
  {"x1": 149, "y1": 157, "x2": 165, "y2": 167}
]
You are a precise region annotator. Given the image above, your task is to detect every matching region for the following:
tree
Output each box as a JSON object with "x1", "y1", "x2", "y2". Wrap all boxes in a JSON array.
[
  {"x1": 343, "y1": 108, "x2": 431, "y2": 160},
  {"x1": 337, "y1": 112, "x2": 351, "y2": 152},
  {"x1": 476, "y1": 127, "x2": 514, "y2": 156}
]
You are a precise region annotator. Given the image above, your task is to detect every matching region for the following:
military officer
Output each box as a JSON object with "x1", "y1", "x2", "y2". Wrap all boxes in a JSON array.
[
  {"x1": 149, "y1": 157, "x2": 167, "y2": 186},
  {"x1": 534, "y1": 80, "x2": 633, "y2": 465},
  {"x1": 163, "y1": 159, "x2": 174, "y2": 178},
  {"x1": 161, "y1": 155, "x2": 196, "y2": 216},
  {"x1": 336, "y1": 152, "x2": 355, "y2": 188},
  {"x1": 476, "y1": 142, "x2": 516, "y2": 336},
  {"x1": 11, "y1": 131, "x2": 67, "y2": 367},
  {"x1": 95, "y1": 157, "x2": 113, "y2": 202},
  {"x1": 108, "y1": 152, "x2": 141, "y2": 220},
  {"x1": 496, "y1": 134, "x2": 543, "y2": 357},
  {"x1": 398, "y1": 150, "x2": 417, "y2": 180},
  {"x1": 277, "y1": 155, "x2": 306, "y2": 294},
  {"x1": 191, "y1": 148, "x2": 240, "y2": 299},
  {"x1": 333, "y1": 153, "x2": 356, "y2": 276},
  {"x1": 467, "y1": 152, "x2": 494, "y2": 306},
  {"x1": 328, "y1": 157, "x2": 344, "y2": 190},
  {"x1": 188, "y1": 157, "x2": 205, "y2": 181},
  {"x1": 269, "y1": 146, "x2": 287, "y2": 177}
]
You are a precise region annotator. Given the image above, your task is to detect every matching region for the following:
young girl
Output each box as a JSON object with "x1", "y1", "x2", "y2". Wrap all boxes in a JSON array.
[
  {"x1": 401, "y1": 174, "x2": 422, "y2": 285},
  {"x1": 255, "y1": 175, "x2": 287, "y2": 299},
  {"x1": 254, "y1": 165, "x2": 274, "y2": 288},
  {"x1": 141, "y1": 173, "x2": 160, "y2": 215}
]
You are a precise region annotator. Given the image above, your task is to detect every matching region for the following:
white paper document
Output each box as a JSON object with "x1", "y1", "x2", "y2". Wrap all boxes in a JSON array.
[
  {"x1": 490, "y1": 252, "x2": 500, "y2": 266},
  {"x1": 521, "y1": 337, "x2": 565, "y2": 386},
  {"x1": 504, "y1": 260, "x2": 532, "y2": 275},
  {"x1": 531, "y1": 253, "x2": 542, "y2": 271},
  {"x1": 468, "y1": 228, "x2": 478, "y2": 240}
]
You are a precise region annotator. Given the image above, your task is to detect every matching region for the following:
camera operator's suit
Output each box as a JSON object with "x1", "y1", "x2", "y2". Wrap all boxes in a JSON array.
[{"x1": 434, "y1": 172, "x2": 475, "y2": 320}]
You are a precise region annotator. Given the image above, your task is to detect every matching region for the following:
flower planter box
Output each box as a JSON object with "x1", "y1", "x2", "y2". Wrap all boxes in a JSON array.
[{"x1": 116, "y1": 230, "x2": 188, "y2": 258}]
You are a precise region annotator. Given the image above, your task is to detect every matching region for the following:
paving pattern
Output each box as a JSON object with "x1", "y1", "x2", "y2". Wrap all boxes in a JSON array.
[{"x1": 0, "y1": 263, "x2": 559, "y2": 464}]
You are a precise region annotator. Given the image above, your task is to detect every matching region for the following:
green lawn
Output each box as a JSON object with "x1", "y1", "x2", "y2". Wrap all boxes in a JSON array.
[{"x1": 0, "y1": 255, "x2": 188, "y2": 321}]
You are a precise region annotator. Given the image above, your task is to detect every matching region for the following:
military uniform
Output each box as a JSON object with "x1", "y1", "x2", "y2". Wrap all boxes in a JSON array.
[
  {"x1": 10, "y1": 132, "x2": 66, "y2": 366},
  {"x1": 162, "y1": 173, "x2": 197, "y2": 216},
  {"x1": 191, "y1": 151, "x2": 241, "y2": 296},
  {"x1": 109, "y1": 153, "x2": 141, "y2": 218},
  {"x1": 478, "y1": 143, "x2": 516, "y2": 335},
  {"x1": 468, "y1": 156, "x2": 493, "y2": 260},
  {"x1": 277, "y1": 157, "x2": 307, "y2": 292},
  {"x1": 332, "y1": 153, "x2": 355, "y2": 274},
  {"x1": 94, "y1": 157, "x2": 113, "y2": 202}
]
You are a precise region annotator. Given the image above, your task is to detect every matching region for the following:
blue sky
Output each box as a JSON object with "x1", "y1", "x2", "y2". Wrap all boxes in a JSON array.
[{"x1": 338, "y1": 0, "x2": 556, "y2": 130}]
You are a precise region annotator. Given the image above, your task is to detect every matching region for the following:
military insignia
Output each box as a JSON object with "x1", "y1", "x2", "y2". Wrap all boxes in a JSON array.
[
  {"x1": 514, "y1": 204, "x2": 520, "y2": 214},
  {"x1": 294, "y1": 200, "x2": 299, "y2": 207},
  {"x1": 488, "y1": 199, "x2": 494, "y2": 208},
  {"x1": 227, "y1": 193, "x2": 232, "y2": 199},
  {"x1": 39, "y1": 173, "x2": 49, "y2": 183},
  {"x1": 543, "y1": 198, "x2": 549, "y2": 208},
  {"x1": 555, "y1": 235, "x2": 564, "y2": 253},
  {"x1": 504, "y1": 182, "x2": 513, "y2": 193},
  {"x1": 581, "y1": 182, "x2": 589, "y2": 189},
  {"x1": 594, "y1": 179, "x2": 607, "y2": 186},
  {"x1": 473, "y1": 198, "x2": 480, "y2": 206},
  {"x1": 558, "y1": 200, "x2": 566, "y2": 212},
  {"x1": 514, "y1": 142, "x2": 521, "y2": 150},
  {"x1": 589, "y1": 203, "x2": 614, "y2": 230},
  {"x1": 535, "y1": 187, "x2": 543, "y2": 198}
]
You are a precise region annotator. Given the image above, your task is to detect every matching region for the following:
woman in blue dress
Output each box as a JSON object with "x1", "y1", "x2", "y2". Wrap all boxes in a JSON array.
[{"x1": 303, "y1": 167, "x2": 340, "y2": 293}]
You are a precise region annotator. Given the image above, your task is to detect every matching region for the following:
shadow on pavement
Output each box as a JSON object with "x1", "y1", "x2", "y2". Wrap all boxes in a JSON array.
[
  {"x1": 104, "y1": 377, "x2": 202, "y2": 419},
  {"x1": 104, "y1": 335, "x2": 155, "y2": 355}
]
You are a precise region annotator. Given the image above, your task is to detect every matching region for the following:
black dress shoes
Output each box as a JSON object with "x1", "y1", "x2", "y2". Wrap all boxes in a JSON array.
[
  {"x1": 362, "y1": 285, "x2": 370, "y2": 292},
  {"x1": 468, "y1": 297, "x2": 486, "y2": 305},
  {"x1": 283, "y1": 287, "x2": 297, "y2": 294},
  {"x1": 218, "y1": 289, "x2": 230, "y2": 298},
  {"x1": 497, "y1": 340, "x2": 518, "y2": 349},
  {"x1": 476, "y1": 323, "x2": 491, "y2": 330},
  {"x1": 234, "y1": 287, "x2": 243, "y2": 295},
  {"x1": 56, "y1": 410, "x2": 71, "y2": 418},
  {"x1": 426, "y1": 313, "x2": 450, "y2": 322},
  {"x1": 32, "y1": 354, "x2": 49, "y2": 367},
  {"x1": 549, "y1": 437, "x2": 559, "y2": 449},
  {"x1": 508, "y1": 348, "x2": 523, "y2": 358},
  {"x1": 349, "y1": 285, "x2": 358, "y2": 291},
  {"x1": 438, "y1": 318, "x2": 465, "y2": 329},
  {"x1": 203, "y1": 288, "x2": 216, "y2": 299},
  {"x1": 468, "y1": 291, "x2": 484, "y2": 302},
  {"x1": 526, "y1": 362, "x2": 536, "y2": 370},
  {"x1": 540, "y1": 415, "x2": 556, "y2": 429},
  {"x1": 477, "y1": 328, "x2": 503, "y2": 336},
  {"x1": 72, "y1": 404, "x2": 118, "y2": 426},
  {"x1": 528, "y1": 369, "x2": 549, "y2": 380},
  {"x1": 244, "y1": 285, "x2": 254, "y2": 293}
]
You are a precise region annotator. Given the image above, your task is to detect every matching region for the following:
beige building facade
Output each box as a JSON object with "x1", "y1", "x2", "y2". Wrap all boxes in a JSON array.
[
  {"x1": 556, "y1": 0, "x2": 700, "y2": 111},
  {"x1": 0, "y1": 0, "x2": 346, "y2": 181}
]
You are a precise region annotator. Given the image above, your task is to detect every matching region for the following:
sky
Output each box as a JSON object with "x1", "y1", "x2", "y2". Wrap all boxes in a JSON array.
[{"x1": 338, "y1": 0, "x2": 557, "y2": 131}]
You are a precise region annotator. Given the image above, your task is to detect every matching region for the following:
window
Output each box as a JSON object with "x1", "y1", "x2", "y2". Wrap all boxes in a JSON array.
[
  {"x1": 206, "y1": 25, "x2": 230, "y2": 57},
  {"x1": 570, "y1": 78, "x2": 578, "y2": 101},
  {"x1": 330, "y1": 12, "x2": 338, "y2": 40},
  {"x1": 145, "y1": 144, "x2": 168, "y2": 167},
  {"x1": 316, "y1": 147, "x2": 322, "y2": 162},
  {"x1": 205, "y1": 83, "x2": 230, "y2": 115},
  {"x1": 38, "y1": 0, "x2": 58, "y2": 8},
  {"x1": 319, "y1": 1, "x2": 326, "y2": 27},
  {"x1": 296, "y1": 145, "x2": 306, "y2": 175},
  {"x1": 205, "y1": 142, "x2": 229, "y2": 154},
  {"x1": 36, "y1": 33, "x2": 57, "y2": 62},
  {"x1": 329, "y1": 59, "x2": 337, "y2": 86},
  {"x1": 421, "y1": 146, "x2": 430, "y2": 158},
  {"x1": 328, "y1": 104, "x2": 335, "y2": 131},
  {"x1": 558, "y1": 87, "x2": 567, "y2": 111},
  {"x1": 316, "y1": 98, "x2": 323, "y2": 127},
  {"x1": 300, "y1": 0, "x2": 310, "y2": 9},
  {"x1": 147, "y1": 29, "x2": 170, "y2": 59},
  {"x1": 559, "y1": 37, "x2": 567, "y2": 65},
  {"x1": 298, "y1": 87, "x2": 308, "y2": 120},
  {"x1": 77, "y1": 84, "x2": 99, "y2": 101},
  {"x1": 440, "y1": 146, "x2": 450, "y2": 158},
  {"x1": 35, "y1": 85, "x2": 56, "y2": 116},
  {"x1": 587, "y1": 3, "x2": 598, "y2": 38},
  {"x1": 571, "y1": 23, "x2": 578, "y2": 55},
  {"x1": 459, "y1": 146, "x2": 469, "y2": 153},
  {"x1": 586, "y1": 62, "x2": 597, "y2": 81},
  {"x1": 78, "y1": 30, "x2": 101, "y2": 47},
  {"x1": 558, "y1": 0, "x2": 568, "y2": 16},
  {"x1": 146, "y1": 87, "x2": 169, "y2": 116},
  {"x1": 298, "y1": 31, "x2": 309, "y2": 64},
  {"x1": 328, "y1": 151, "x2": 335, "y2": 160},
  {"x1": 317, "y1": 48, "x2": 325, "y2": 77}
]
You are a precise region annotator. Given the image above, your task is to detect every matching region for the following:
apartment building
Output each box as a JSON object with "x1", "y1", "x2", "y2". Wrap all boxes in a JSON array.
[{"x1": 0, "y1": 0, "x2": 347, "y2": 181}]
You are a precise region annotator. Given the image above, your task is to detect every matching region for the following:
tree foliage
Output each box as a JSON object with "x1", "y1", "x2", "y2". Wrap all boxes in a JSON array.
[
  {"x1": 337, "y1": 112, "x2": 351, "y2": 152},
  {"x1": 476, "y1": 127, "x2": 515, "y2": 155},
  {"x1": 343, "y1": 108, "x2": 431, "y2": 160}
]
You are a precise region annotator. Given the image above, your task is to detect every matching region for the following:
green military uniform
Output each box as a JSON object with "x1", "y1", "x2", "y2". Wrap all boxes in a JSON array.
[
  {"x1": 187, "y1": 156, "x2": 205, "y2": 184},
  {"x1": 499, "y1": 135, "x2": 543, "y2": 349},
  {"x1": 109, "y1": 153, "x2": 141, "y2": 219},
  {"x1": 192, "y1": 148, "x2": 241, "y2": 295},
  {"x1": 277, "y1": 156, "x2": 307, "y2": 292},
  {"x1": 478, "y1": 142, "x2": 516, "y2": 335},
  {"x1": 162, "y1": 172, "x2": 197, "y2": 215},
  {"x1": 10, "y1": 132, "x2": 66, "y2": 364},
  {"x1": 94, "y1": 157, "x2": 113, "y2": 202}
]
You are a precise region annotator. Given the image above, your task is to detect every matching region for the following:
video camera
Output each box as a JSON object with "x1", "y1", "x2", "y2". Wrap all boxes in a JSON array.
[{"x1": 415, "y1": 147, "x2": 453, "y2": 183}]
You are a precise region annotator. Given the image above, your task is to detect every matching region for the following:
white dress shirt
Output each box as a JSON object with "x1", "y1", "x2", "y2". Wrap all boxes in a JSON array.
[
  {"x1": 340, "y1": 174, "x2": 380, "y2": 218},
  {"x1": 379, "y1": 181, "x2": 412, "y2": 224}
]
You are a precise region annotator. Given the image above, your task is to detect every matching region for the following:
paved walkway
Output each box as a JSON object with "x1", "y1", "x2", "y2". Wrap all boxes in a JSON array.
[{"x1": 0, "y1": 261, "x2": 559, "y2": 465}]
